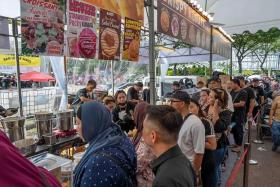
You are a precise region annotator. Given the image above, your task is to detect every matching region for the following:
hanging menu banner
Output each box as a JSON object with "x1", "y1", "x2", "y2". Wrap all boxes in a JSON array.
[
  {"x1": 212, "y1": 28, "x2": 232, "y2": 59},
  {"x1": 66, "y1": 0, "x2": 97, "y2": 58},
  {"x1": 21, "y1": 0, "x2": 65, "y2": 56},
  {"x1": 122, "y1": 18, "x2": 141, "y2": 62},
  {"x1": 98, "y1": 9, "x2": 121, "y2": 60},
  {"x1": 157, "y1": 0, "x2": 211, "y2": 51},
  {"x1": 0, "y1": 17, "x2": 10, "y2": 50},
  {"x1": 84, "y1": 0, "x2": 144, "y2": 21}
]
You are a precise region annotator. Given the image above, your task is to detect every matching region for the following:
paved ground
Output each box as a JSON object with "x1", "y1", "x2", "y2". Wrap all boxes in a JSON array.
[{"x1": 220, "y1": 126, "x2": 280, "y2": 187}]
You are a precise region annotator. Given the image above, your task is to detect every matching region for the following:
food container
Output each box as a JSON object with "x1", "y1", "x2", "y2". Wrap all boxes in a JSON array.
[
  {"x1": 35, "y1": 112, "x2": 53, "y2": 139},
  {"x1": 13, "y1": 138, "x2": 37, "y2": 156},
  {"x1": 42, "y1": 133, "x2": 57, "y2": 145},
  {"x1": 29, "y1": 153, "x2": 72, "y2": 183},
  {"x1": 61, "y1": 161, "x2": 73, "y2": 187},
  {"x1": 56, "y1": 110, "x2": 74, "y2": 131},
  {"x1": 73, "y1": 152, "x2": 85, "y2": 168},
  {"x1": 0, "y1": 116, "x2": 25, "y2": 142}
]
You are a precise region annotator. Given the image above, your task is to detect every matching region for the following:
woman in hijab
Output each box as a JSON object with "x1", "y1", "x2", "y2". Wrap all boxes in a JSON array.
[
  {"x1": 133, "y1": 102, "x2": 156, "y2": 187},
  {"x1": 74, "y1": 102, "x2": 137, "y2": 187},
  {"x1": 0, "y1": 131, "x2": 60, "y2": 187}
]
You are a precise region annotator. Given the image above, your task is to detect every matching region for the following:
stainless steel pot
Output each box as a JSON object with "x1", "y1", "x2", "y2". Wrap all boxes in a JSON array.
[
  {"x1": 0, "y1": 116, "x2": 25, "y2": 142},
  {"x1": 35, "y1": 112, "x2": 53, "y2": 138},
  {"x1": 13, "y1": 138, "x2": 37, "y2": 156},
  {"x1": 56, "y1": 110, "x2": 73, "y2": 131}
]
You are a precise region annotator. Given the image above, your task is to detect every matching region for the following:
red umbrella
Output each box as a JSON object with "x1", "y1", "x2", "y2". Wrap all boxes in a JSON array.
[{"x1": 20, "y1": 71, "x2": 55, "y2": 82}]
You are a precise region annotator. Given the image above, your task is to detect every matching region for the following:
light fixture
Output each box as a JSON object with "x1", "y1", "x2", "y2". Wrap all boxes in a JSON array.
[
  {"x1": 196, "y1": 4, "x2": 200, "y2": 9},
  {"x1": 199, "y1": 8, "x2": 203, "y2": 12},
  {"x1": 193, "y1": 1, "x2": 197, "y2": 5}
]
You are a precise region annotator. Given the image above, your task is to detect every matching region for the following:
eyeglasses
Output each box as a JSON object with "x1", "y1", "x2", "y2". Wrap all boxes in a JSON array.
[{"x1": 169, "y1": 100, "x2": 183, "y2": 104}]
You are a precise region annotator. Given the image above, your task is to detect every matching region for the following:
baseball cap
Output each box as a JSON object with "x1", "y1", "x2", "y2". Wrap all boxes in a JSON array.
[{"x1": 170, "y1": 90, "x2": 191, "y2": 103}]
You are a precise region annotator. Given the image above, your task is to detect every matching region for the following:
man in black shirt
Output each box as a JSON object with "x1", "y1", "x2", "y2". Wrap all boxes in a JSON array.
[
  {"x1": 236, "y1": 76, "x2": 255, "y2": 118},
  {"x1": 230, "y1": 78, "x2": 248, "y2": 152},
  {"x1": 164, "y1": 81, "x2": 181, "y2": 98},
  {"x1": 72, "y1": 79, "x2": 97, "y2": 106},
  {"x1": 143, "y1": 105, "x2": 195, "y2": 187},
  {"x1": 250, "y1": 78, "x2": 265, "y2": 120},
  {"x1": 127, "y1": 82, "x2": 143, "y2": 103}
]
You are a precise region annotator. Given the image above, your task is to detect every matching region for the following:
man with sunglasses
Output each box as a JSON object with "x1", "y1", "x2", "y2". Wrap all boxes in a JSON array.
[{"x1": 170, "y1": 91, "x2": 205, "y2": 177}]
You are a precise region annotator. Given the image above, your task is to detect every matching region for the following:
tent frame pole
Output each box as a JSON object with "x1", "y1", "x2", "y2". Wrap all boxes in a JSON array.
[
  {"x1": 209, "y1": 26, "x2": 213, "y2": 75},
  {"x1": 12, "y1": 18, "x2": 24, "y2": 116},
  {"x1": 148, "y1": 0, "x2": 156, "y2": 105},
  {"x1": 230, "y1": 44, "x2": 233, "y2": 76}
]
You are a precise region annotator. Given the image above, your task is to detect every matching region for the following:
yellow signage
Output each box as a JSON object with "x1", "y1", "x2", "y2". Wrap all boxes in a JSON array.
[{"x1": 0, "y1": 54, "x2": 40, "y2": 67}]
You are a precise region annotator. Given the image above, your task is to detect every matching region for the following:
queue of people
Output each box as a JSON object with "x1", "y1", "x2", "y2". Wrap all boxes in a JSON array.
[{"x1": 1, "y1": 75, "x2": 279, "y2": 187}]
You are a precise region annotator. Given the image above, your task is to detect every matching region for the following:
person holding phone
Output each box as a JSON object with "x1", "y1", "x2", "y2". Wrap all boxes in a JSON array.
[{"x1": 207, "y1": 88, "x2": 232, "y2": 186}]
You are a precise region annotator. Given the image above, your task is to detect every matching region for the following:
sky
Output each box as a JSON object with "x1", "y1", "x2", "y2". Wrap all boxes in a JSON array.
[{"x1": 0, "y1": 0, "x2": 20, "y2": 18}]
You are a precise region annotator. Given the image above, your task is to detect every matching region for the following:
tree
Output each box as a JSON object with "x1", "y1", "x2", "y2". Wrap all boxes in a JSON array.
[
  {"x1": 232, "y1": 31, "x2": 259, "y2": 73},
  {"x1": 253, "y1": 28, "x2": 280, "y2": 73}
]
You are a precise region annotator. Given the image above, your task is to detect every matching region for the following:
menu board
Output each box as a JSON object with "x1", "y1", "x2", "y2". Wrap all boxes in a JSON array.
[
  {"x1": 98, "y1": 9, "x2": 121, "y2": 60},
  {"x1": 122, "y1": 18, "x2": 141, "y2": 62},
  {"x1": 212, "y1": 28, "x2": 232, "y2": 59},
  {"x1": 157, "y1": 0, "x2": 211, "y2": 51},
  {"x1": 21, "y1": 0, "x2": 65, "y2": 56},
  {"x1": 66, "y1": 0, "x2": 97, "y2": 58},
  {"x1": 83, "y1": 0, "x2": 144, "y2": 21},
  {"x1": 0, "y1": 17, "x2": 10, "y2": 50}
]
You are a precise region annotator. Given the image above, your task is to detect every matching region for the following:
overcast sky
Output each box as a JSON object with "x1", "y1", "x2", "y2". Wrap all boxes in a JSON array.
[{"x1": 0, "y1": 0, "x2": 20, "y2": 18}]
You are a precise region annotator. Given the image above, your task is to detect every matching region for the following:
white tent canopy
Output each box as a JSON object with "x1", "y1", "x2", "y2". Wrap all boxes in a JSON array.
[
  {"x1": 139, "y1": 46, "x2": 228, "y2": 65},
  {"x1": 197, "y1": 0, "x2": 280, "y2": 34}
]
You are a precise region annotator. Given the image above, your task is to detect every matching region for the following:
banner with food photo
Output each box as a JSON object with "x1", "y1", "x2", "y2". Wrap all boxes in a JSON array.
[
  {"x1": 98, "y1": 9, "x2": 121, "y2": 60},
  {"x1": 66, "y1": 0, "x2": 97, "y2": 58},
  {"x1": 83, "y1": 0, "x2": 144, "y2": 21},
  {"x1": 122, "y1": 18, "x2": 141, "y2": 62},
  {"x1": 157, "y1": 0, "x2": 211, "y2": 51},
  {"x1": 21, "y1": 0, "x2": 65, "y2": 56}
]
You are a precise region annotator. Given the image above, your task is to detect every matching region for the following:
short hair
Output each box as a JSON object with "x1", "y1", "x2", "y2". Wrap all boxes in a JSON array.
[
  {"x1": 103, "y1": 96, "x2": 115, "y2": 105},
  {"x1": 208, "y1": 77, "x2": 221, "y2": 84},
  {"x1": 200, "y1": 89, "x2": 210, "y2": 95},
  {"x1": 135, "y1": 82, "x2": 143, "y2": 87},
  {"x1": 197, "y1": 81, "x2": 205, "y2": 86},
  {"x1": 114, "y1": 90, "x2": 126, "y2": 101},
  {"x1": 87, "y1": 79, "x2": 97, "y2": 88},
  {"x1": 171, "y1": 90, "x2": 191, "y2": 105},
  {"x1": 146, "y1": 105, "x2": 183, "y2": 144},
  {"x1": 235, "y1": 76, "x2": 245, "y2": 81},
  {"x1": 211, "y1": 88, "x2": 229, "y2": 109},
  {"x1": 173, "y1": 81, "x2": 180, "y2": 87},
  {"x1": 231, "y1": 78, "x2": 241, "y2": 87}
]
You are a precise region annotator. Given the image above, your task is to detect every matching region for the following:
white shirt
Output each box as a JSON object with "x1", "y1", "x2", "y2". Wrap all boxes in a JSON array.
[
  {"x1": 178, "y1": 114, "x2": 205, "y2": 163},
  {"x1": 227, "y1": 91, "x2": 234, "y2": 112}
]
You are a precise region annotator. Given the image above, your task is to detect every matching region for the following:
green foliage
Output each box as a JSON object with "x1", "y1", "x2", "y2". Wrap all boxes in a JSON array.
[
  {"x1": 232, "y1": 31, "x2": 259, "y2": 73},
  {"x1": 167, "y1": 65, "x2": 209, "y2": 76},
  {"x1": 253, "y1": 28, "x2": 280, "y2": 72},
  {"x1": 232, "y1": 28, "x2": 280, "y2": 74}
]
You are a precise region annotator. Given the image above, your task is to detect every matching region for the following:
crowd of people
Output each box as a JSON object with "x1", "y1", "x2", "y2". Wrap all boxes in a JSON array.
[{"x1": 1, "y1": 75, "x2": 280, "y2": 187}]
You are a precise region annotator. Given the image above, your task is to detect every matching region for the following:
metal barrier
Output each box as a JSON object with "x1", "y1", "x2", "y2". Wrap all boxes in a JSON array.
[
  {"x1": 226, "y1": 143, "x2": 250, "y2": 187},
  {"x1": 0, "y1": 87, "x2": 63, "y2": 115}
]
